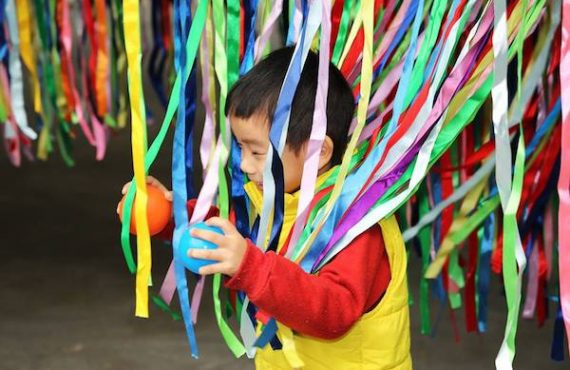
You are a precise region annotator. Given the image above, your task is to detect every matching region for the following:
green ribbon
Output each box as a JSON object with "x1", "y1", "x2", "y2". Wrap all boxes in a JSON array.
[
  {"x1": 151, "y1": 294, "x2": 182, "y2": 321},
  {"x1": 498, "y1": 0, "x2": 529, "y2": 363},
  {"x1": 403, "y1": 0, "x2": 446, "y2": 108},
  {"x1": 418, "y1": 183, "x2": 432, "y2": 335},
  {"x1": 331, "y1": 0, "x2": 354, "y2": 66},
  {"x1": 209, "y1": 0, "x2": 246, "y2": 357}
]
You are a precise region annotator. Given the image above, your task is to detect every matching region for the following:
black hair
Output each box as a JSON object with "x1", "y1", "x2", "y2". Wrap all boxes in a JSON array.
[{"x1": 226, "y1": 46, "x2": 355, "y2": 166}]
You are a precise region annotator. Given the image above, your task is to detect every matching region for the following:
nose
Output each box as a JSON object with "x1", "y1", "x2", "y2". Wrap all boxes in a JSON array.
[{"x1": 240, "y1": 153, "x2": 256, "y2": 176}]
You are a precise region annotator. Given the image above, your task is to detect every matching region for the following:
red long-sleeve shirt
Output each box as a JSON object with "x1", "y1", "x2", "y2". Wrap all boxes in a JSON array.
[
  {"x1": 157, "y1": 201, "x2": 391, "y2": 340},
  {"x1": 225, "y1": 224, "x2": 391, "y2": 340}
]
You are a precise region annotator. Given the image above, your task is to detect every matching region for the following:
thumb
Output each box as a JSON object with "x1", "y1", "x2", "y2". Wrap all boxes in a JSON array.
[{"x1": 121, "y1": 181, "x2": 131, "y2": 195}]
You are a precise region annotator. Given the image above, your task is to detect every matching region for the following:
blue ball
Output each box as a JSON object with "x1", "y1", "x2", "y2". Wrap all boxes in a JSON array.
[{"x1": 178, "y1": 222, "x2": 223, "y2": 274}]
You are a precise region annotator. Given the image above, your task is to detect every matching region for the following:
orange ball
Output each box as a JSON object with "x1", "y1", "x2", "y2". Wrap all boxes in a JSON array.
[{"x1": 118, "y1": 185, "x2": 172, "y2": 236}]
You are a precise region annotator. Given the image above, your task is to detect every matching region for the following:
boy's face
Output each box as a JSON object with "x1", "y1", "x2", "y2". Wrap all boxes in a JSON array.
[{"x1": 231, "y1": 113, "x2": 306, "y2": 193}]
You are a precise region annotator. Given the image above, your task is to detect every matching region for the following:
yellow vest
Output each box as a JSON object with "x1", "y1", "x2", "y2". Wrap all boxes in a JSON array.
[{"x1": 244, "y1": 181, "x2": 412, "y2": 370}]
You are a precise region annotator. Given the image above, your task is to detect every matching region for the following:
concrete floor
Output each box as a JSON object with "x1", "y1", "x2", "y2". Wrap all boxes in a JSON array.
[{"x1": 1, "y1": 128, "x2": 567, "y2": 370}]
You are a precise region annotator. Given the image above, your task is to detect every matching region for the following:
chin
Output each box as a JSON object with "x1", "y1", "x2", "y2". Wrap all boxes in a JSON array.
[{"x1": 284, "y1": 184, "x2": 301, "y2": 194}]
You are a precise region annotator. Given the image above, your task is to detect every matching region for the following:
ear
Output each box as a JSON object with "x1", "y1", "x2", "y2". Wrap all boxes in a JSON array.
[{"x1": 318, "y1": 136, "x2": 334, "y2": 171}]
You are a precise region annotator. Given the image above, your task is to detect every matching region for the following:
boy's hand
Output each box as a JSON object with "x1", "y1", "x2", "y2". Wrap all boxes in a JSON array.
[
  {"x1": 188, "y1": 217, "x2": 247, "y2": 277},
  {"x1": 117, "y1": 176, "x2": 173, "y2": 214}
]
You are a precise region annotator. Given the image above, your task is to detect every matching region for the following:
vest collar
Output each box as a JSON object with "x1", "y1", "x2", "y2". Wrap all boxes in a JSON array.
[
  {"x1": 243, "y1": 166, "x2": 336, "y2": 216},
  {"x1": 243, "y1": 167, "x2": 336, "y2": 250}
]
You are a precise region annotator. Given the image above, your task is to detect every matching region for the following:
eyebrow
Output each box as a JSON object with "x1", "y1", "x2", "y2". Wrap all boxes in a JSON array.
[{"x1": 239, "y1": 137, "x2": 266, "y2": 147}]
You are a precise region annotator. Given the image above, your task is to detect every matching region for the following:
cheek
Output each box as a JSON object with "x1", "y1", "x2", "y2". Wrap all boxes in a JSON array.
[
  {"x1": 254, "y1": 156, "x2": 267, "y2": 173},
  {"x1": 244, "y1": 153, "x2": 266, "y2": 173},
  {"x1": 282, "y1": 152, "x2": 305, "y2": 191}
]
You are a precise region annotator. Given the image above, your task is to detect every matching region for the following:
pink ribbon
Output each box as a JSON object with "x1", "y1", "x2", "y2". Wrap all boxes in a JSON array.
[
  {"x1": 544, "y1": 200, "x2": 554, "y2": 280},
  {"x1": 254, "y1": 0, "x2": 284, "y2": 62},
  {"x1": 79, "y1": 36, "x2": 108, "y2": 160},
  {"x1": 558, "y1": 0, "x2": 570, "y2": 354},
  {"x1": 159, "y1": 137, "x2": 227, "y2": 305},
  {"x1": 287, "y1": 0, "x2": 331, "y2": 255},
  {"x1": 62, "y1": 0, "x2": 97, "y2": 147},
  {"x1": 0, "y1": 65, "x2": 21, "y2": 166},
  {"x1": 199, "y1": 22, "x2": 216, "y2": 172},
  {"x1": 522, "y1": 244, "x2": 539, "y2": 319}
]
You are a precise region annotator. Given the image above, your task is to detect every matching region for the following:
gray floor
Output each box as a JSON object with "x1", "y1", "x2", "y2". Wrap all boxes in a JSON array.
[{"x1": 1, "y1": 128, "x2": 567, "y2": 370}]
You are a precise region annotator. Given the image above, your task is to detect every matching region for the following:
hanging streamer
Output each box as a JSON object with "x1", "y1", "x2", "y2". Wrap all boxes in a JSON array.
[{"x1": 4, "y1": 0, "x2": 564, "y2": 364}]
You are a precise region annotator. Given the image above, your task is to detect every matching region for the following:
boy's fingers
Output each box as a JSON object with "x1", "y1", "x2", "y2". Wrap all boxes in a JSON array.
[
  {"x1": 191, "y1": 228, "x2": 225, "y2": 247},
  {"x1": 121, "y1": 181, "x2": 131, "y2": 195},
  {"x1": 198, "y1": 262, "x2": 227, "y2": 276},
  {"x1": 204, "y1": 217, "x2": 234, "y2": 235},
  {"x1": 147, "y1": 176, "x2": 172, "y2": 201},
  {"x1": 146, "y1": 176, "x2": 163, "y2": 189},
  {"x1": 188, "y1": 248, "x2": 225, "y2": 261},
  {"x1": 123, "y1": 177, "x2": 172, "y2": 201},
  {"x1": 146, "y1": 175, "x2": 158, "y2": 183}
]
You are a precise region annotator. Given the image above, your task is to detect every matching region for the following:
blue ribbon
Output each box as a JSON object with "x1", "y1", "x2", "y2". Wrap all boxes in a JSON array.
[
  {"x1": 526, "y1": 99, "x2": 561, "y2": 154},
  {"x1": 269, "y1": 330, "x2": 283, "y2": 350},
  {"x1": 42, "y1": 0, "x2": 53, "y2": 49},
  {"x1": 372, "y1": 0, "x2": 418, "y2": 80},
  {"x1": 172, "y1": 0, "x2": 198, "y2": 357},
  {"x1": 422, "y1": 0, "x2": 461, "y2": 81},
  {"x1": 173, "y1": 0, "x2": 182, "y2": 71},
  {"x1": 285, "y1": 0, "x2": 296, "y2": 45},
  {"x1": 233, "y1": 0, "x2": 258, "y2": 239},
  {"x1": 184, "y1": 78, "x2": 197, "y2": 199},
  {"x1": 148, "y1": 0, "x2": 168, "y2": 107},
  {"x1": 0, "y1": 0, "x2": 7, "y2": 63},
  {"x1": 551, "y1": 302, "x2": 565, "y2": 361},
  {"x1": 240, "y1": 0, "x2": 258, "y2": 75},
  {"x1": 230, "y1": 139, "x2": 251, "y2": 238},
  {"x1": 432, "y1": 173, "x2": 442, "y2": 254},
  {"x1": 478, "y1": 211, "x2": 494, "y2": 333},
  {"x1": 430, "y1": 172, "x2": 447, "y2": 302},
  {"x1": 520, "y1": 160, "x2": 560, "y2": 240},
  {"x1": 254, "y1": 318, "x2": 279, "y2": 348},
  {"x1": 430, "y1": 297, "x2": 448, "y2": 338},
  {"x1": 265, "y1": 146, "x2": 285, "y2": 252},
  {"x1": 179, "y1": 0, "x2": 197, "y2": 198}
]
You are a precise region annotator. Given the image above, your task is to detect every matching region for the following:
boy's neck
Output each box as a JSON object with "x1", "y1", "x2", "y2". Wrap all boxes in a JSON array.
[{"x1": 288, "y1": 162, "x2": 332, "y2": 195}]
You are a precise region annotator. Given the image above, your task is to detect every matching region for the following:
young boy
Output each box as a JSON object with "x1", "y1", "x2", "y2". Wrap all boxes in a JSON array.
[{"x1": 123, "y1": 47, "x2": 411, "y2": 369}]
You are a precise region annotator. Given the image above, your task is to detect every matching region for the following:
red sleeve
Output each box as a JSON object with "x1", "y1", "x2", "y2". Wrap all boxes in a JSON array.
[
  {"x1": 153, "y1": 200, "x2": 219, "y2": 241},
  {"x1": 224, "y1": 224, "x2": 391, "y2": 340}
]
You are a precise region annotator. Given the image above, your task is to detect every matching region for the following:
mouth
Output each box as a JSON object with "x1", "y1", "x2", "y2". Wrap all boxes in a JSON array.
[{"x1": 247, "y1": 177, "x2": 263, "y2": 190}]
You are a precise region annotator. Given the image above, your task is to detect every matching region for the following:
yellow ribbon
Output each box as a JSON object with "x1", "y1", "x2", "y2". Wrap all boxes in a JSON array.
[
  {"x1": 425, "y1": 171, "x2": 492, "y2": 277},
  {"x1": 15, "y1": 0, "x2": 42, "y2": 114},
  {"x1": 338, "y1": 9, "x2": 362, "y2": 67},
  {"x1": 276, "y1": 322, "x2": 305, "y2": 369},
  {"x1": 123, "y1": 0, "x2": 151, "y2": 318}
]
